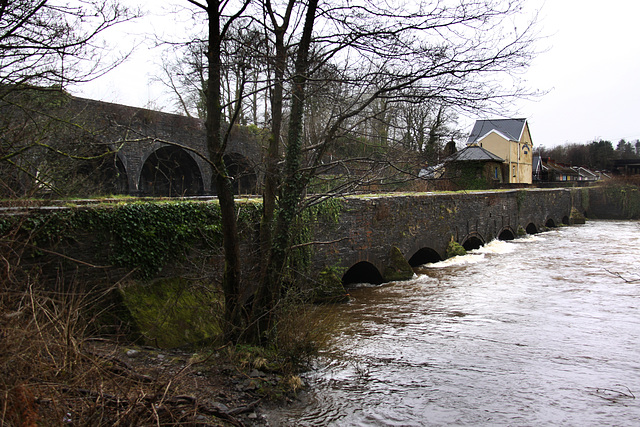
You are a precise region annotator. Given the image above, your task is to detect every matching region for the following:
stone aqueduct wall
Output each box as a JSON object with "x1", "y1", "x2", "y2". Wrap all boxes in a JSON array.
[
  {"x1": 66, "y1": 96, "x2": 262, "y2": 195},
  {"x1": 310, "y1": 188, "x2": 584, "y2": 285}
]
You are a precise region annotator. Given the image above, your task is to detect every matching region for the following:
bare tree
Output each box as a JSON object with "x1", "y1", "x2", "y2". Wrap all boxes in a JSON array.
[
  {"x1": 0, "y1": 0, "x2": 136, "y2": 93},
  {"x1": 0, "y1": 0, "x2": 138, "y2": 196},
  {"x1": 182, "y1": 0, "x2": 251, "y2": 341},
  {"x1": 249, "y1": 0, "x2": 539, "y2": 341},
  {"x1": 170, "y1": 0, "x2": 539, "y2": 344}
]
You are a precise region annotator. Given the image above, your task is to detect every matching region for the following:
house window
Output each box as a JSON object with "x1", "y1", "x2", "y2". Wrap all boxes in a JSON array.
[
  {"x1": 494, "y1": 167, "x2": 499, "y2": 180},
  {"x1": 512, "y1": 165, "x2": 516, "y2": 178}
]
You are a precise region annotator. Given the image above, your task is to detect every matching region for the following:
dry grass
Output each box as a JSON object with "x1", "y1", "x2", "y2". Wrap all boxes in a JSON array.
[
  {"x1": 0, "y1": 217, "x2": 335, "y2": 425},
  {"x1": 0, "y1": 225, "x2": 256, "y2": 426}
]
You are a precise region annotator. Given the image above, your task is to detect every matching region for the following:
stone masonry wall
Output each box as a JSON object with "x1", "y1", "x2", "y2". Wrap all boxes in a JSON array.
[
  {"x1": 310, "y1": 188, "x2": 580, "y2": 282},
  {"x1": 3, "y1": 188, "x2": 585, "y2": 290}
]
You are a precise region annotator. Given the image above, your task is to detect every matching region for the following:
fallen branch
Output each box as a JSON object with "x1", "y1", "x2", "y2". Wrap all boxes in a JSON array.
[
  {"x1": 587, "y1": 385, "x2": 636, "y2": 402},
  {"x1": 26, "y1": 244, "x2": 112, "y2": 269},
  {"x1": 290, "y1": 236, "x2": 350, "y2": 250},
  {"x1": 605, "y1": 269, "x2": 640, "y2": 283},
  {"x1": 59, "y1": 387, "x2": 246, "y2": 426},
  {"x1": 228, "y1": 398, "x2": 261, "y2": 416},
  {"x1": 84, "y1": 350, "x2": 154, "y2": 383}
]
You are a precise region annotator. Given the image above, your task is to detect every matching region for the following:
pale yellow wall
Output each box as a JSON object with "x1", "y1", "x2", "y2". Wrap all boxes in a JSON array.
[
  {"x1": 516, "y1": 123, "x2": 533, "y2": 184},
  {"x1": 521, "y1": 123, "x2": 533, "y2": 145},
  {"x1": 478, "y1": 133, "x2": 510, "y2": 160},
  {"x1": 476, "y1": 123, "x2": 534, "y2": 184}
]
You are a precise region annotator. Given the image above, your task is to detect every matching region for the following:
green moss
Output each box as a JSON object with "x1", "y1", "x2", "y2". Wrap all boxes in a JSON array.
[
  {"x1": 517, "y1": 225, "x2": 526, "y2": 236},
  {"x1": 383, "y1": 246, "x2": 414, "y2": 282},
  {"x1": 315, "y1": 266, "x2": 349, "y2": 303},
  {"x1": 516, "y1": 190, "x2": 527, "y2": 211},
  {"x1": 581, "y1": 187, "x2": 590, "y2": 212},
  {"x1": 597, "y1": 184, "x2": 640, "y2": 218},
  {"x1": 570, "y1": 207, "x2": 586, "y2": 224},
  {"x1": 446, "y1": 238, "x2": 466, "y2": 258},
  {"x1": 119, "y1": 278, "x2": 223, "y2": 348}
]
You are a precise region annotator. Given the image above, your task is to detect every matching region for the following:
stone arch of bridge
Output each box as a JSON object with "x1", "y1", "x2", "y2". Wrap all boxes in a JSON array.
[
  {"x1": 462, "y1": 232, "x2": 485, "y2": 251},
  {"x1": 545, "y1": 218, "x2": 556, "y2": 228},
  {"x1": 138, "y1": 145, "x2": 205, "y2": 196},
  {"x1": 497, "y1": 226, "x2": 516, "y2": 241},
  {"x1": 105, "y1": 147, "x2": 132, "y2": 194},
  {"x1": 525, "y1": 222, "x2": 538, "y2": 234},
  {"x1": 562, "y1": 215, "x2": 570, "y2": 224},
  {"x1": 342, "y1": 261, "x2": 385, "y2": 288},
  {"x1": 408, "y1": 247, "x2": 443, "y2": 267}
]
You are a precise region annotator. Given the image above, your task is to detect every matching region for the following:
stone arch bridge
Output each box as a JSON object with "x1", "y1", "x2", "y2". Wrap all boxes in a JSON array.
[
  {"x1": 69, "y1": 97, "x2": 262, "y2": 196},
  {"x1": 5, "y1": 187, "x2": 593, "y2": 294},
  {"x1": 309, "y1": 188, "x2": 585, "y2": 286}
]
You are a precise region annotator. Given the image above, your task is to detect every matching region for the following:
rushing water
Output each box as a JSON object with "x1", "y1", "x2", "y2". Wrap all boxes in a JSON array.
[{"x1": 268, "y1": 220, "x2": 640, "y2": 426}]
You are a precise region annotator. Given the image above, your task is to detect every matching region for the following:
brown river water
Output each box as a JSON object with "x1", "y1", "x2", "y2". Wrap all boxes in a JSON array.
[{"x1": 266, "y1": 220, "x2": 640, "y2": 426}]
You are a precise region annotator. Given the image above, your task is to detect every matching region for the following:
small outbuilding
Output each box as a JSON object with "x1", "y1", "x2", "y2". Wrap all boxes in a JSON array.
[{"x1": 443, "y1": 145, "x2": 505, "y2": 188}]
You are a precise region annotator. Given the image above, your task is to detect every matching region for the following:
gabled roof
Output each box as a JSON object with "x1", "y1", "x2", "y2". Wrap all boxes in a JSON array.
[
  {"x1": 445, "y1": 146, "x2": 504, "y2": 162},
  {"x1": 466, "y1": 118, "x2": 528, "y2": 144},
  {"x1": 543, "y1": 158, "x2": 579, "y2": 175}
]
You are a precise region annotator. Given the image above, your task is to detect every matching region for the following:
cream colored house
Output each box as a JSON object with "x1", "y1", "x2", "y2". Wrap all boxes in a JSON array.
[{"x1": 466, "y1": 118, "x2": 534, "y2": 184}]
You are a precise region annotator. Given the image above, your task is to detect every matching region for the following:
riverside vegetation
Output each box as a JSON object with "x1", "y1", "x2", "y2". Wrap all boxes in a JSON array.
[
  {"x1": 1, "y1": 181, "x2": 639, "y2": 425},
  {"x1": 0, "y1": 199, "x2": 340, "y2": 425}
]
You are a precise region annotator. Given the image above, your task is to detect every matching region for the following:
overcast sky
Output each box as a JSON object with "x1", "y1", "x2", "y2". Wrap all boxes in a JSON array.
[{"x1": 75, "y1": 0, "x2": 640, "y2": 148}]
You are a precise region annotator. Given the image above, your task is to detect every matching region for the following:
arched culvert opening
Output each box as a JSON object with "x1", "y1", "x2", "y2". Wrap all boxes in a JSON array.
[
  {"x1": 526, "y1": 223, "x2": 538, "y2": 234},
  {"x1": 462, "y1": 236, "x2": 484, "y2": 251},
  {"x1": 545, "y1": 218, "x2": 556, "y2": 227},
  {"x1": 342, "y1": 261, "x2": 384, "y2": 288},
  {"x1": 408, "y1": 248, "x2": 443, "y2": 267},
  {"x1": 498, "y1": 228, "x2": 515, "y2": 241},
  {"x1": 221, "y1": 153, "x2": 257, "y2": 195},
  {"x1": 139, "y1": 146, "x2": 204, "y2": 196},
  {"x1": 562, "y1": 215, "x2": 570, "y2": 225}
]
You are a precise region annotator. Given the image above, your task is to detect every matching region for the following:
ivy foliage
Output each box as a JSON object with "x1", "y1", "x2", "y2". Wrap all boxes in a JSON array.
[
  {"x1": 2, "y1": 201, "x2": 262, "y2": 280},
  {"x1": 452, "y1": 163, "x2": 491, "y2": 190},
  {"x1": 516, "y1": 190, "x2": 527, "y2": 211},
  {"x1": 604, "y1": 184, "x2": 640, "y2": 219},
  {"x1": 287, "y1": 198, "x2": 342, "y2": 278},
  {"x1": 94, "y1": 203, "x2": 224, "y2": 279},
  {"x1": 119, "y1": 277, "x2": 223, "y2": 348}
]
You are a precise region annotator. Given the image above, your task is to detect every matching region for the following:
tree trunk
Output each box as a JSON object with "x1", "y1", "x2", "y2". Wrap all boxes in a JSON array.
[
  {"x1": 250, "y1": 0, "x2": 319, "y2": 343},
  {"x1": 259, "y1": 26, "x2": 286, "y2": 278},
  {"x1": 206, "y1": 0, "x2": 243, "y2": 341}
]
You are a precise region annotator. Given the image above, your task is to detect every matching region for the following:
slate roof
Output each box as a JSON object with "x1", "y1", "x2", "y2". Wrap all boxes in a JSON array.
[
  {"x1": 445, "y1": 146, "x2": 504, "y2": 162},
  {"x1": 466, "y1": 118, "x2": 527, "y2": 144}
]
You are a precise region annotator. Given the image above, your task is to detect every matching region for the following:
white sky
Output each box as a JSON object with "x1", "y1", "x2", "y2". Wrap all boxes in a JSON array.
[{"x1": 74, "y1": 0, "x2": 640, "y2": 148}]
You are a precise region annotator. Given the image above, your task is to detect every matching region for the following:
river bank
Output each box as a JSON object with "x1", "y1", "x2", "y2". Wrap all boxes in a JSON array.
[{"x1": 3, "y1": 333, "x2": 299, "y2": 426}]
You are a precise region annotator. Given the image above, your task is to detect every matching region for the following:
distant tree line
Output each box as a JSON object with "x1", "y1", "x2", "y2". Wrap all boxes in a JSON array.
[{"x1": 538, "y1": 139, "x2": 640, "y2": 171}]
